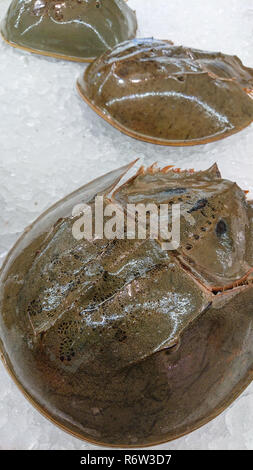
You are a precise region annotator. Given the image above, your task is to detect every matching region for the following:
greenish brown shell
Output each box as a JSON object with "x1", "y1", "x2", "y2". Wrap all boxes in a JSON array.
[
  {"x1": 1, "y1": 0, "x2": 137, "y2": 62},
  {"x1": 77, "y1": 38, "x2": 253, "y2": 145},
  {"x1": 0, "y1": 161, "x2": 253, "y2": 447}
]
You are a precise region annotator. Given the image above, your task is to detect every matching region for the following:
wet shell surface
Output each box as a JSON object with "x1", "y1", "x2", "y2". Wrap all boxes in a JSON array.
[
  {"x1": 0, "y1": 161, "x2": 253, "y2": 447},
  {"x1": 77, "y1": 38, "x2": 253, "y2": 145},
  {"x1": 0, "y1": 0, "x2": 137, "y2": 62}
]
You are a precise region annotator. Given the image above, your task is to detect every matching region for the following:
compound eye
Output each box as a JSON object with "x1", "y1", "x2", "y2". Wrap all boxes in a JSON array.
[{"x1": 215, "y1": 219, "x2": 227, "y2": 237}]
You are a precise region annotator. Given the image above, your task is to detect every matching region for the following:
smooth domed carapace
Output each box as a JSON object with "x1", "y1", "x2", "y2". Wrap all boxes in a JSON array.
[
  {"x1": 1, "y1": 0, "x2": 137, "y2": 62},
  {"x1": 77, "y1": 38, "x2": 253, "y2": 145},
  {"x1": 0, "y1": 161, "x2": 253, "y2": 447}
]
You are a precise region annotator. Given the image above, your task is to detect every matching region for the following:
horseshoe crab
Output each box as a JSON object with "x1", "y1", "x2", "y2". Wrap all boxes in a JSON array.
[
  {"x1": 0, "y1": 161, "x2": 253, "y2": 447},
  {"x1": 0, "y1": 0, "x2": 137, "y2": 62},
  {"x1": 77, "y1": 38, "x2": 253, "y2": 145}
]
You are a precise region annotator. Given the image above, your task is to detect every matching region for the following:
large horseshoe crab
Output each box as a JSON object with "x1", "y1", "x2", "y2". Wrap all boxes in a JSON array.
[
  {"x1": 1, "y1": 0, "x2": 137, "y2": 62},
  {"x1": 0, "y1": 161, "x2": 252, "y2": 447},
  {"x1": 77, "y1": 38, "x2": 253, "y2": 145}
]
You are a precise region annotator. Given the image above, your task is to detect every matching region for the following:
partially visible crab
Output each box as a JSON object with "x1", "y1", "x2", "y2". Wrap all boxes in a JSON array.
[
  {"x1": 77, "y1": 38, "x2": 253, "y2": 145},
  {"x1": 0, "y1": 161, "x2": 252, "y2": 447},
  {"x1": 1, "y1": 0, "x2": 137, "y2": 62}
]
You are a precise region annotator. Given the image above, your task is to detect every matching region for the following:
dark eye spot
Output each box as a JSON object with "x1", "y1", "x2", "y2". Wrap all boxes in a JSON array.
[
  {"x1": 188, "y1": 198, "x2": 208, "y2": 213},
  {"x1": 216, "y1": 219, "x2": 227, "y2": 237}
]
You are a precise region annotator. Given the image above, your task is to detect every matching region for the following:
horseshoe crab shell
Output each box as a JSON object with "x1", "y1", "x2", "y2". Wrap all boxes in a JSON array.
[
  {"x1": 0, "y1": 161, "x2": 253, "y2": 447},
  {"x1": 77, "y1": 38, "x2": 253, "y2": 145},
  {"x1": 0, "y1": 0, "x2": 137, "y2": 62}
]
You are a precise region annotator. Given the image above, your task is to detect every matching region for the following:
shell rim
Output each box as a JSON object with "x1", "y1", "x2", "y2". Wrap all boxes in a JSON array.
[{"x1": 0, "y1": 30, "x2": 96, "y2": 63}]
